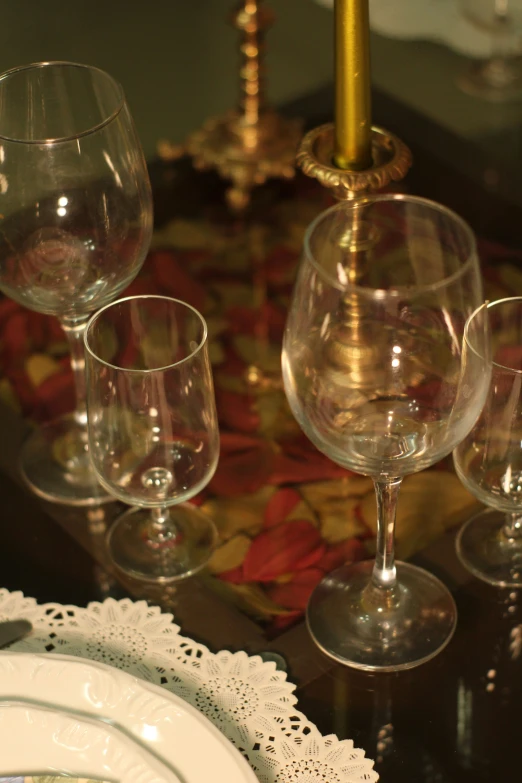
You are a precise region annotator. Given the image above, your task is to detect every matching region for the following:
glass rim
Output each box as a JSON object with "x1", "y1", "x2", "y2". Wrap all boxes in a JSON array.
[
  {"x1": 84, "y1": 295, "x2": 208, "y2": 374},
  {"x1": 0, "y1": 61, "x2": 125, "y2": 145},
  {"x1": 303, "y1": 193, "x2": 478, "y2": 297},
  {"x1": 467, "y1": 296, "x2": 522, "y2": 375}
]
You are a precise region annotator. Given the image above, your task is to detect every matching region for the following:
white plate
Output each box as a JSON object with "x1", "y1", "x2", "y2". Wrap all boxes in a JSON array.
[
  {"x1": 0, "y1": 701, "x2": 177, "y2": 782},
  {"x1": 0, "y1": 652, "x2": 257, "y2": 783}
]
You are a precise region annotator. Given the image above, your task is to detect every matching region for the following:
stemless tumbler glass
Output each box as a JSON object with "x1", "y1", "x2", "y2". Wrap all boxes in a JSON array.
[
  {"x1": 282, "y1": 194, "x2": 490, "y2": 671},
  {"x1": 85, "y1": 295, "x2": 219, "y2": 582},
  {"x1": 455, "y1": 296, "x2": 522, "y2": 587},
  {"x1": 0, "y1": 61, "x2": 153, "y2": 505}
]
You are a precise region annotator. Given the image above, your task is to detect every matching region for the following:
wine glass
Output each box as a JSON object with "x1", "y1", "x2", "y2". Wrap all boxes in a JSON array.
[
  {"x1": 84, "y1": 295, "x2": 219, "y2": 582},
  {"x1": 282, "y1": 194, "x2": 490, "y2": 671},
  {"x1": 458, "y1": 0, "x2": 522, "y2": 101},
  {"x1": 455, "y1": 297, "x2": 522, "y2": 587},
  {"x1": 0, "y1": 61, "x2": 153, "y2": 505}
]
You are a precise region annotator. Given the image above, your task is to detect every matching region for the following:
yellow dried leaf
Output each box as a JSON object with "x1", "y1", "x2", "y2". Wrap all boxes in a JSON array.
[
  {"x1": 286, "y1": 498, "x2": 318, "y2": 526},
  {"x1": 320, "y1": 498, "x2": 365, "y2": 543},
  {"x1": 213, "y1": 282, "x2": 253, "y2": 308},
  {"x1": 25, "y1": 353, "x2": 60, "y2": 387},
  {"x1": 233, "y1": 335, "x2": 282, "y2": 374},
  {"x1": 207, "y1": 534, "x2": 252, "y2": 574},
  {"x1": 201, "y1": 485, "x2": 274, "y2": 541},
  {"x1": 152, "y1": 218, "x2": 225, "y2": 251},
  {"x1": 0, "y1": 378, "x2": 20, "y2": 412},
  {"x1": 299, "y1": 477, "x2": 372, "y2": 543},
  {"x1": 359, "y1": 471, "x2": 478, "y2": 560},
  {"x1": 208, "y1": 341, "x2": 225, "y2": 365},
  {"x1": 300, "y1": 476, "x2": 374, "y2": 507}
]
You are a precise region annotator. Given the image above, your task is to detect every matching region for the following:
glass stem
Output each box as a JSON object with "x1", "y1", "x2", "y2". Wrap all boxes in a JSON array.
[
  {"x1": 503, "y1": 513, "x2": 522, "y2": 541},
  {"x1": 60, "y1": 317, "x2": 89, "y2": 428},
  {"x1": 371, "y1": 477, "x2": 402, "y2": 590},
  {"x1": 148, "y1": 506, "x2": 180, "y2": 548}
]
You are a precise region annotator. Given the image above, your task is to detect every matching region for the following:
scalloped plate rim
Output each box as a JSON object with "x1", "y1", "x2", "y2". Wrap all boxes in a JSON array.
[{"x1": 0, "y1": 651, "x2": 257, "y2": 783}]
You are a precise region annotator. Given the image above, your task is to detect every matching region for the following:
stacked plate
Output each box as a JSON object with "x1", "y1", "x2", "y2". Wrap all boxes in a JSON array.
[{"x1": 0, "y1": 651, "x2": 258, "y2": 782}]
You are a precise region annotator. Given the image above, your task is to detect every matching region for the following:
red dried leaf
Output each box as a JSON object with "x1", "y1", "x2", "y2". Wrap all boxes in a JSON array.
[
  {"x1": 215, "y1": 388, "x2": 260, "y2": 433},
  {"x1": 243, "y1": 520, "x2": 325, "y2": 582},
  {"x1": 2, "y1": 312, "x2": 31, "y2": 364},
  {"x1": 33, "y1": 369, "x2": 75, "y2": 421},
  {"x1": 264, "y1": 245, "x2": 299, "y2": 285},
  {"x1": 269, "y1": 610, "x2": 302, "y2": 633},
  {"x1": 318, "y1": 537, "x2": 367, "y2": 573},
  {"x1": 7, "y1": 368, "x2": 37, "y2": 413},
  {"x1": 150, "y1": 251, "x2": 206, "y2": 311},
  {"x1": 0, "y1": 298, "x2": 21, "y2": 329},
  {"x1": 270, "y1": 452, "x2": 349, "y2": 485},
  {"x1": 264, "y1": 488, "x2": 302, "y2": 528},
  {"x1": 267, "y1": 568, "x2": 324, "y2": 611},
  {"x1": 209, "y1": 442, "x2": 275, "y2": 497},
  {"x1": 218, "y1": 565, "x2": 245, "y2": 584},
  {"x1": 220, "y1": 431, "x2": 265, "y2": 454}
]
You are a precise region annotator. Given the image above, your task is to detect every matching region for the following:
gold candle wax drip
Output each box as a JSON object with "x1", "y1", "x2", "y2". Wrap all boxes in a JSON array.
[{"x1": 159, "y1": 0, "x2": 302, "y2": 212}]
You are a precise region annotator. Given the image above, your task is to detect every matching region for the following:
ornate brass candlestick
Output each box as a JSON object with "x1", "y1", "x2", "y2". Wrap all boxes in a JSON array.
[
  {"x1": 298, "y1": 0, "x2": 412, "y2": 394},
  {"x1": 159, "y1": 0, "x2": 303, "y2": 212}
]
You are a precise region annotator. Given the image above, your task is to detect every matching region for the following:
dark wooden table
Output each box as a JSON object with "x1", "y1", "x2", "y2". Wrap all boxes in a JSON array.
[{"x1": 2, "y1": 90, "x2": 522, "y2": 782}]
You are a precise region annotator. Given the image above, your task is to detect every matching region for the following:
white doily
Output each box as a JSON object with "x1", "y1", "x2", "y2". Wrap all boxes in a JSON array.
[{"x1": 0, "y1": 589, "x2": 377, "y2": 783}]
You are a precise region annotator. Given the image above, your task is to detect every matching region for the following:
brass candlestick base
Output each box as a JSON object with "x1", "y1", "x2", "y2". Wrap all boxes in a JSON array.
[
  {"x1": 184, "y1": 109, "x2": 302, "y2": 212},
  {"x1": 297, "y1": 122, "x2": 412, "y2": 394},
  {"x1": 159, "y1": 0, "x2": 302, "y2": 212}
]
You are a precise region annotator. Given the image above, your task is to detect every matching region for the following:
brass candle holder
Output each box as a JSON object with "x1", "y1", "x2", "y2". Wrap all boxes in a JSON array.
[
  {"x1": 159, "y1": 0, "x2": 303, "y2": 212},
  {"x1": 298, "y1": 122, "x2": 412, "y2": 394}
]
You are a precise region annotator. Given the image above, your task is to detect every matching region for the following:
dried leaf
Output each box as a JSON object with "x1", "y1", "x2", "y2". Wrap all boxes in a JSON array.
[
  {"x1": 211, "y1": 579, "x2": 292, "y2": 619},
  {"x1": 243, "y1": 519, "x2": 326, "y2": 582},
  {"x1": 300, "y1": 477, "x2": 373, "y2": 543},
  {"x1": 25, "y1": 354, "x2": 61, "y2": 388},
  {"x1": 264, "y1": 488, "x2": 302, "y2": 528},
  {"x1": 152, "y1": 219, "x2": 226, "y2": 251},
  {"x1": 267, "y1": 568, "x2": 324, "y2": 611},
  {"x1": 208, "y1": 534, "x2": 252, "y2": 574},
  {"x1": 319, "y1": 538, "x2": 367, "y2": 572},
  {"x1": 0, "y1": 377, "x2": 20, "y2": 412},
  {"x1": 233, "y1": 335, "x2": 282, "y2": 375},
  {"x1": 201, "y1": 485, "x2": 274, "y2": 541},
  {"x1": 209, "y1": 440, "x2": 275, "y2": 496}
]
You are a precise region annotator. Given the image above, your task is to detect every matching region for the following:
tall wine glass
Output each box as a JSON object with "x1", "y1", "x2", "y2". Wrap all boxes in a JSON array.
[
  {"x1": 282, "y1": 194, "x2": 490, "y2": 671},
  {"x1": 84, "y1": 295, "x2": 219, "y2": 582},
  {"x1": 0, "y1": 62, "x2": 153, "y2": 505},
  {"x1": 455, "y1": 297, "x2": 522, "y2": 587},
  {"x1": 458, "y1": 0, "x2": 522, "y2": 101}
]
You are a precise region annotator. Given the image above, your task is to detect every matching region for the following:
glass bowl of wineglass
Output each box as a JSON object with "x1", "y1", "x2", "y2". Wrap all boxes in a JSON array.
[
  {"x1": 0, "y1": 61, "x2": 153, "y2": 505},
  {"x1": 458, "y1": 0, "x2": 522, "y2": 101},
  {"x1": 282, "y1": 193, "x2": 490, "y2": 671},
  {"x1": 84, "y1": 295, "x2": 219, "y2": 582},
  {"x1": 455, "y1": 296, "x2": 522, "y2": 587}
]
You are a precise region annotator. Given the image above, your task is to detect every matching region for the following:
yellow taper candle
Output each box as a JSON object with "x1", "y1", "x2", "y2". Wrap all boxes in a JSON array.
[{"x1": 334, "y1": 0, "x2": 372, "y2": 171}]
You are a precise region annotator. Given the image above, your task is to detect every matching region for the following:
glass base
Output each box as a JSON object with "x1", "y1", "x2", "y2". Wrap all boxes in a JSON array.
[
  {"x1": 107, "y1": 503, "x2": 218, "y2": 583},
  {"x1": 457, "y1": 508, "x2": 522, "y2": 587},
  {"x1": 306, "y1": 560, "x2": 457, "y2": 672},
  {"x1": 458, "y1": 59, "x2": 522, "y2": 102},
  {"x1": 20, "y1": 414, "x2": 111, "y2": 507}
]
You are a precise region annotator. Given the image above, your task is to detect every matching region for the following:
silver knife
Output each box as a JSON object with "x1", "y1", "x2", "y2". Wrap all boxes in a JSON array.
[{"x1": 0, "y1": 619, "x2": 32, "y2": 648}]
